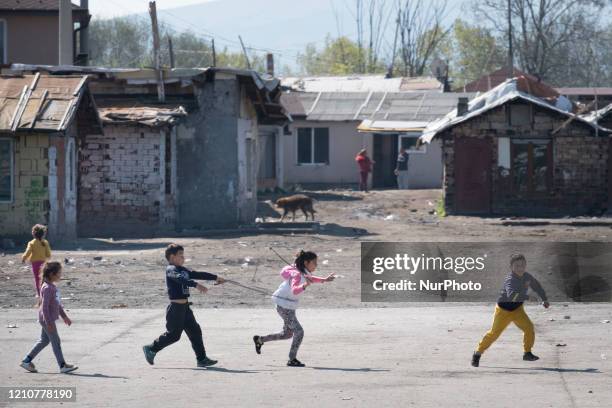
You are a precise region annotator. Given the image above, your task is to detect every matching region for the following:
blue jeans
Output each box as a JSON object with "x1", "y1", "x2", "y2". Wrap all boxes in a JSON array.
[{"x1": 27, "y1": 322, "x2": 65, "y2": 367}]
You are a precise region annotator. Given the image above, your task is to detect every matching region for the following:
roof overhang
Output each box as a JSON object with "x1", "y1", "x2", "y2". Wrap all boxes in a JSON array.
[{"x1": 358, "y1": 119, "x2": 429, "y2": 133}]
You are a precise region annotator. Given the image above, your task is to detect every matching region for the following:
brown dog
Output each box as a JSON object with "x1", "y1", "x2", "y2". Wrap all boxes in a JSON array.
[{"x1": 275, "y1": 194, "x2": 316, "y2": 222}]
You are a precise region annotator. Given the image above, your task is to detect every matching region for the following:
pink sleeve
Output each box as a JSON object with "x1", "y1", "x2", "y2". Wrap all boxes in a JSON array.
[
  {"x1": 280, "y1": 268, "x2": 292, "y2": 280},
  {"x1": 290, "y1": 273, "x2": 306, "y2": 295},
  {"x1": 40, "y1": 285, "x2": 54, "y2": 325}
]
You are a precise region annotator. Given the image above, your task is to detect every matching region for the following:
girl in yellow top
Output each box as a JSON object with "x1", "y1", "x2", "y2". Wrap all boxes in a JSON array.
[{"x1": 21, "y1": 224, "x2": 51, "y2": 297}]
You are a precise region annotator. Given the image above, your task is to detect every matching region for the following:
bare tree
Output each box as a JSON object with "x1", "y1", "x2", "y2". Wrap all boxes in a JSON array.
[
  {"x1": 473, "y1": 0, "x2": 608, "y2": 83},
  {"x1": 342, "y1": 0, "x2": 394, "y2": 74},
  {"x1": 396, "y1": 0, "x2": 450, "y2": 77}
]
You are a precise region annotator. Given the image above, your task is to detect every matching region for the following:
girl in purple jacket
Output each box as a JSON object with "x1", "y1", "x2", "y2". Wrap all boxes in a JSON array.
[{"x1": 20, "y1": 262, "x2": 78, "y2": 374}]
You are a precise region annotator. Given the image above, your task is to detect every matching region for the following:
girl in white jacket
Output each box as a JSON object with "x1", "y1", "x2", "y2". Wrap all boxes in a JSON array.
[{"x1": 253, "y1": 250, "x2": 334, "y2": 367}]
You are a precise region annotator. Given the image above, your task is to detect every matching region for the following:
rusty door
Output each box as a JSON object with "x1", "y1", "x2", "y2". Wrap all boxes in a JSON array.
[{"x1": 454, "y1": 137, "x2": 492, "y2": 214}]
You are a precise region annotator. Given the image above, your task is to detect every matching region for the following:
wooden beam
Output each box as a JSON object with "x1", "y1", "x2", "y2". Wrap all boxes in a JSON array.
[
  {"x1": 551, "y1": 100, "x2": 596, "y2": 135},
  {"x1": 149, "y1": 1, "x2": 165, "y2": 103},
  {"x1": 10, "y1": 85, "x2": 29, "y2": 132},
  {"x1": 29, "y1": 89, "x2": 49, "y2": 129}
]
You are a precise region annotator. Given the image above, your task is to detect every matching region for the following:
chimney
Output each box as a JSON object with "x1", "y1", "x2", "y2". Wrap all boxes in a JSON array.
[
  {"x1": 266, "y1": 53, "x2": 274, "y2": 76},
  {"x1": 79, "y1": 0, "x2": 89, "y2": 65},
  {"x1": 58, "y1": 0, "x2": 73, "y2": 65},
  {"x1": 457, "y1": 97, "x2": 469, "y2": 116}
]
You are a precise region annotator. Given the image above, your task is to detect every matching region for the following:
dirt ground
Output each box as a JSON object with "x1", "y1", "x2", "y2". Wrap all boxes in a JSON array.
[{"x1": 1, "y1": 189, "x2": 612, "y2": 309}]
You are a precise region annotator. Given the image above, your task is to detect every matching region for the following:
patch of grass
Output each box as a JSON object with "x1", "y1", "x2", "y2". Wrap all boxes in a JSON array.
[{"x1": 436, "y1": 197, "x2": 446, "y2": 218}]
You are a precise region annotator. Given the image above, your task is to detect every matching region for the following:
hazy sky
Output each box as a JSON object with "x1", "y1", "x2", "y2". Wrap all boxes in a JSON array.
[{"x1": 89, "y1": 0, "x2": 214, "y2": 19}]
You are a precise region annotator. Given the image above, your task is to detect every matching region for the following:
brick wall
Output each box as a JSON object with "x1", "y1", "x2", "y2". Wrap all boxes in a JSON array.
[
  {"x1": 78, "y1": 125, "x2": 171, "y2": 236},
  {"x1": 442, "y1": 102, "x2": 609, "y2": 216}
]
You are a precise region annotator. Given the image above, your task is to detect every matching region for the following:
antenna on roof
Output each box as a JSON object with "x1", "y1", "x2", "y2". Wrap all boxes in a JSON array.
[{"x1": 238, "y1": 35, "x2": 252, "y2": 71}]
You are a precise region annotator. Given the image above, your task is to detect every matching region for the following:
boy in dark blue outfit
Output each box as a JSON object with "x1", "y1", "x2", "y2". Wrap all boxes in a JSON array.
[{"x1": 143, "y1": 244, "x2": 225, "y2": 367}]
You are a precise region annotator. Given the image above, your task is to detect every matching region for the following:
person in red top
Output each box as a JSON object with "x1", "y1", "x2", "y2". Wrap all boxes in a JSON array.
[{"x1": 355, "y1": 149, "x2": 374, "y2": 192}]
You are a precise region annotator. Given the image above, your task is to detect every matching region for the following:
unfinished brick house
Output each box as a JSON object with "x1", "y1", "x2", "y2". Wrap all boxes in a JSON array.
[
  {"x1": 77, "y1": 106, "x2": 186, "y2": 236},
  {"x1": 421, "y1": 77, "x2": 611, "y2": 217},
  {"x1": 0, "y1": 73, "x2": 100, "y2": 240},
  {"x1": 8, "y1": 64, "x2": 287, "y2": 236}
]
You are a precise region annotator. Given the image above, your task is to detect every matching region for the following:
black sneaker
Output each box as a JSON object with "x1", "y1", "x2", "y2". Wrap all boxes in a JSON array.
[
  {"x1": 253, "y1": 336, "x2": 263, "y2": 354},
  {"x1": 143, "y1": 345, "x2": 156, "y2": 366},
  {"x1": 523, "y1": 352, "x2": 539, "y2": 361},
  {"x1": 471, "y1": 352, "x2": 481, "y2": 367},
  {"x1": 287, "y1": 358, "x2": 305, "y2": 367},
  {"x1": 197, "y1": 357, "x2": 218, "y2": 367}
]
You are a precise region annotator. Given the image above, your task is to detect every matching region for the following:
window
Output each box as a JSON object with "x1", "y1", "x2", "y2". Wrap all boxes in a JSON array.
[
  {"x1": 0, "y1": 20, "x2": 5, "y2": 64},
  {"x1": 509, "y1": 104, "x2": 532, "y2": 127},
  {"x1": 0, "y1": 138, "x2": 13, "y2": 202},
  {"x1": 399, "y1": 134, "x2": 427, "y2": 154},
  {"x1": 511, "y1": 139, "x2": 552, "y2": 194},
  {"x1": 297, "y1": 127, "x2": 329, "y2": 164}
]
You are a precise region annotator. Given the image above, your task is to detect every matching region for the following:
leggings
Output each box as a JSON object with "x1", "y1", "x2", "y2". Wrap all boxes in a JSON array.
[
  {"x1": 32, "y1": 261, "x2": 44, "y2": 296},
  {"x1": 27, "y1": 322, "x2": 65, "y2": 367},
  {"x1": 260, "y1": 305, "x2": 304, "y2": 360}
]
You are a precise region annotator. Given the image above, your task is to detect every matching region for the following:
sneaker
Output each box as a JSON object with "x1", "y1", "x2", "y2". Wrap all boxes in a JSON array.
[
  {"x1": 523, "y1": 352, "x2": 540, "y2": 361},
  {"x1": 143, "y1": 345, "x2": 156, "y2": 366},
  {"x1": 253, "y1": 335, "x2": 263, "y2": 355},
  {"x1": 60, "y1": 363, "x2": 78, "y2": 374},
  {"x1": 471, "y1": 352, "x2": 481, "y2": 367},
  {"x1": 20, "y1": 361, "x2": 37, "y2": 373},
  {"x1": 197, "y1": 357, "x2": 218, "y2": 367},
  {"x1": 287, "y1": 358, "x2": 305, "y2": 367}
]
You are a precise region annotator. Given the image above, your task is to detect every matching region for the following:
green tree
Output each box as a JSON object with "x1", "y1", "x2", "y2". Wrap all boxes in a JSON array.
[
  {"x1": 447, "y1": 19, "x2": 506, "y2": 88},
  {"x1": 296, "y1": 36, "x2": 386, "y2": 75}
]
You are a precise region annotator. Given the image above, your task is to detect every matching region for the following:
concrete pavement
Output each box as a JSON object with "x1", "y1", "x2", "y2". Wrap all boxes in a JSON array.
[{"x1": 1, "y1": 304, "x2": 611, "y2": 407}]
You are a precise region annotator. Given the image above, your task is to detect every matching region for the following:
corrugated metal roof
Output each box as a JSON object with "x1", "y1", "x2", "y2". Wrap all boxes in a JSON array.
[
  {"x1": 8, "y1": 64, "x2": 289, "y2": 124},
  {"x1": 281, "y1": 75, "x2": 443, "y2": 93},
  {"x1": 98, "y1": 106, "x2": 187, "y2": 127},
  {"x1": 358, "y1": 120, "x2": 430, "y2": 132},
  {"x1": 581, "y1": 103, "x2": 612, "y2": 130},
  {"x1": 0, "y1": 73, "x2": 88, "y2": 132},
  {"x1": 421, "y1": 78, "x2": 607, "y2": 144},
  {"x1": 282, "y1": 91, "x2": 475, "y2": 123},
  {"x1": 0, "y1": 0, "x2": 85, "y2": 10},
  {"x1": 557, "y1": 87, "x2": 612, "y2": 96}
]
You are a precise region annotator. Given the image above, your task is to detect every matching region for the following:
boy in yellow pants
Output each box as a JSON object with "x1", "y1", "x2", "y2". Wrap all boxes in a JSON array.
[{"x1": 471, "y1": 254, "x2": 549, "y2": 367}]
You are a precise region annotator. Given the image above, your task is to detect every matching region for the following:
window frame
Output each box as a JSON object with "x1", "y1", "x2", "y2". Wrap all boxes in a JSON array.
[
  {"x1": 398, "y1": 133, "x2": 427, "y2": 155},
  {"x1": 0, "y1": 19, "x2": 6, "y2": 65},
  {"x1": 296, "y1": 127, "x2": 330, "y2": 165},
  {"x1": 510, "y1": 138, "x2": 553, "y2": 196},
  {"x1": 0, "y1": 137, "x2": 14, "y2": 203}
]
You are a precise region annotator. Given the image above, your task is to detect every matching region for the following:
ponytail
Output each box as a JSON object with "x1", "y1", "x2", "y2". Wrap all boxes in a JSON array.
[
  {"x1": 32, "y1": 224, "x2": 47, "y2": 242},
  {"x1": 294, "y1": 250, "x2": 317, "y2": 274}
]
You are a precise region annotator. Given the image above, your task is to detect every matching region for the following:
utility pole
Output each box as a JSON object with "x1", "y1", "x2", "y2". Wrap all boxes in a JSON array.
[
  {"x1": 212, "y1": 38, "x2": 217, "y2": 67},
  {"x1": 238, "y1": 35, "x2": 252, "y2": 70},
  {"x1": 507, "y1": 0, "x2": 514, "y2": 78},
  {"x1": 168, "y1": 35, "x2": 175, "y2": 69},
  {"x1": 149, "y1": 1, "x2": 165, "y2": 102}
]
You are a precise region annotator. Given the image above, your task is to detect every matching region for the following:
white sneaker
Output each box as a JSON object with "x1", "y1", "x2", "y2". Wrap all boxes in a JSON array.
[
  {"x1": 60, "y1": 363, "x2": 78, "y2": 374},
  {"x1": 20, "y1": 361, "x2": 37, "y2": 373}
]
